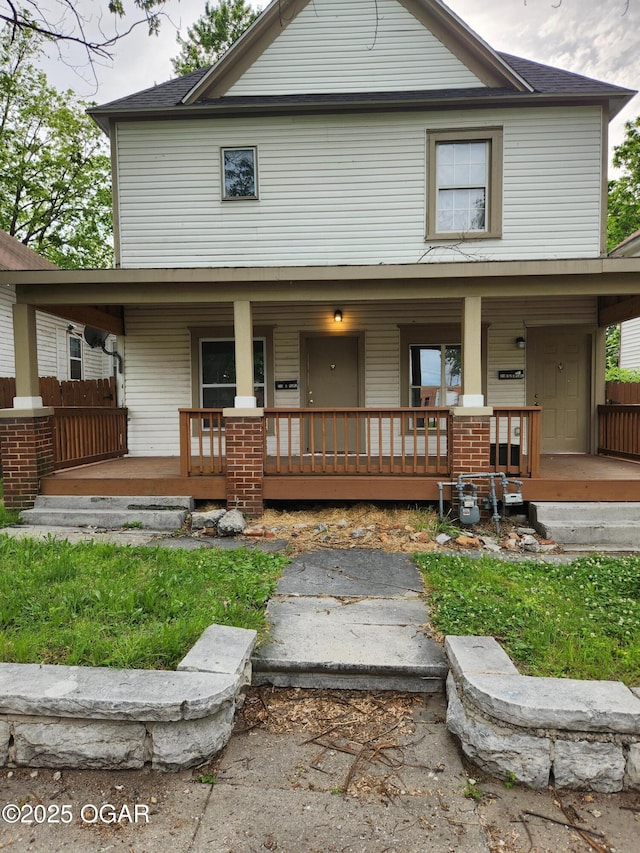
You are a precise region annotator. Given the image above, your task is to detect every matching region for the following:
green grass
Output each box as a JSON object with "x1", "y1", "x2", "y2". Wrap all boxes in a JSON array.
[
  {"x1": 415, "y1": 552, "x2": 640, "y2": 686},
  {"x1": 0, "y1": 482, "x2": 20, "y2": 528},
  {"x1": 0, "y1": 534, "x2": 287, "y2": 669}
]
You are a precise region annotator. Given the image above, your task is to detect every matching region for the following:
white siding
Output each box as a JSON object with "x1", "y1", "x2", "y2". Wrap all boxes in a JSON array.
[
  {"x1": 0, "y1": 286, "x2": 112, "y2": 381},
  {"x1": 620, "y1": 318, "x2": 640, "y2": 369},
  {"x1": 0, "y1": 285, "x2": 15, "y2": 375},
  {"x1": 122, "y1": 296, "x2": 597, "y2": 455},
  {"x1": 116, "y1": 106, "x2": 603, "y2": 268},
  {"x1": 227, "y1": 0, "x2": 484, "y2": 96}
]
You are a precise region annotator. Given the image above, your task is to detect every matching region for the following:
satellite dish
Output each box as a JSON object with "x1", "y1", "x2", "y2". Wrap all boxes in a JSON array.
[{"x1": 84, "y1": 326, "x2": 109, "y2": 349}]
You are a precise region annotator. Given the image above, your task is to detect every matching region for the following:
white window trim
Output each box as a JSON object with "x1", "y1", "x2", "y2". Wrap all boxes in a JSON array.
[
  {"x1": 69, "y1": 335, "x2": 83, "y2": 380},
  {"x1": 426, "y1": 128, "x2": 503, "y2": 240}
]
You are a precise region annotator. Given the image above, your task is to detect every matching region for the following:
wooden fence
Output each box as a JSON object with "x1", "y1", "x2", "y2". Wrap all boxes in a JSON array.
[
  {"x1": 606, "y1": 381, "x2": 640, "y2": 404},
  {"x1": 0, "y1": 376, "x2": 116, "y2": 409}
]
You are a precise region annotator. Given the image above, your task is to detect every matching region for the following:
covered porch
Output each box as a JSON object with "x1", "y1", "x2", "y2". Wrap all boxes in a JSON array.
[
  {"x1": 38, "y1": 448, "x2": 640, "y2": 503},
  {"x1": 2, "y1": 258, "x2": 640, "y2": 513}
]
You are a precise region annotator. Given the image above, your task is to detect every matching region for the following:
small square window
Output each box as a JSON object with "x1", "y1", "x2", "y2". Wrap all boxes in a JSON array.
[
  {"x1": 427, "y1": 128, "x2": 502, "y2": 239},
  {"x1": 222, "y1": 147, "x2": 258, "y2": 200}
]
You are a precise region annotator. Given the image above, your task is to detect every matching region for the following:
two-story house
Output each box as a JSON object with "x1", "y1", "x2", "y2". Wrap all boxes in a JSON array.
[{"x1": 1, "y1": 0, "x2": 640, "y2": 513}]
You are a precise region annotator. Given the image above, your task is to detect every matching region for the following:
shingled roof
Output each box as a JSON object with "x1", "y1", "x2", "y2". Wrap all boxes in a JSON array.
[
  {"x1": 0, "y1": 230, "x2": 57, "y2": 272},
  {"x1": 89, "y1": 50, "x2": 635, "y2": 134}
]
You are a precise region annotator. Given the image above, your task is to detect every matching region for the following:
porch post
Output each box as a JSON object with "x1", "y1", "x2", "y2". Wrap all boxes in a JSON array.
[
  {"x1": 0, "y1": 304, "x2": 54, "y2": 510},
  {"x1": 233, "y1": 300, "x2": 256, "y2": 408},
  {"x1": 459, "y1": 296, "x2": 484, "y2": 408},
  {"x1": 13, "y1": 303, "x2": 42, "y2": 408},
  {"x1": 449, "y1": 297, "x2": 493, "y2": 518},
  {"x1": 222, "y1": 299, "x2": 264, "y2": 518}
]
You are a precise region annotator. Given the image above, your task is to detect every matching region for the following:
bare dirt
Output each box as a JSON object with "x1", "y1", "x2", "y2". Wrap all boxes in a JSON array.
[{"x1": 234, "y1": 502, "x2": 556, "y2": 556}]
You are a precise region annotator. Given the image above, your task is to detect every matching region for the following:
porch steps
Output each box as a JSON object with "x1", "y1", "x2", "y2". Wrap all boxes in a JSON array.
[
  {"x1": 20, "y1": 495, "x2": 194, "y2": 532},
  {"x1": 530, "y1": 502, "x2": 640, "y2": 548}
]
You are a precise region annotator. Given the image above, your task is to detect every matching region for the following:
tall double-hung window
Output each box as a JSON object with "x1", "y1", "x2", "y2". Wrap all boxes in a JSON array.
[
  {"x1": 409, "y1": 344, "x2": 461, "y2": 408},
  {"x1": 200, "y1": 339, "x2": 265, "y2": 408},
  {"x1": 427, "y1": 128, "x2": 502, "y2": 239}
]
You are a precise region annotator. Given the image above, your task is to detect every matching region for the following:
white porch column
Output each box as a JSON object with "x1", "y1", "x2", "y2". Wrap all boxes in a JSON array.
[
  {"x1": 456, "y1": 295, "x2": 489, "y2": 411},
  {"x1": 233, "y1": 300, "x2": 256, "y2": 408},
  {"x1": 12, "y1": 303, "x2": 43, "y2": 409}
]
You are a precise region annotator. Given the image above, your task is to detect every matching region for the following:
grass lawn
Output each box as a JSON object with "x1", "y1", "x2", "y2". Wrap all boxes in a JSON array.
[
  {"x1": 415, "y1": 552, "x2": 640, "y2": 686},
  {"x1": 0, "y1": 481, "x2": 20, "y2": 528},
  {"x1": 0, "y1": 534, "x2": 287, "y2": 670}
]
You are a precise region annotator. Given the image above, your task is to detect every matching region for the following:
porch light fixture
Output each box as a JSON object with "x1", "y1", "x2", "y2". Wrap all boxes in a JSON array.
[
  {"x1": 516, "y1": 336, "x2": 526, "y2": 349},
  {"x1": 334, "y1": 309, "x2": 343, "y2": 323}
]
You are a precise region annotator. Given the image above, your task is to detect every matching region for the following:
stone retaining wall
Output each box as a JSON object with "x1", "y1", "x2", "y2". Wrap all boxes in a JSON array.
[
  {"x1": 0, "y1": 625, "x2": 256, "y2": 770},
  {"x1": 445, "y1": 636, "x2": 640, "y2": 792}
]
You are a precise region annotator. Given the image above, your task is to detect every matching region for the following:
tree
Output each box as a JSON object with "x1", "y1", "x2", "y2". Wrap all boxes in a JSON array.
[
  {"x1": 607, "y1": 117, "x2": 640, "y2": 251},
  {"x1": 172, "y1": 1, "x2": 259, "y2": 76},
  {"x1": 0, "y1": 1, "x2": 167, "y2": 61},
  {"x1": 0, "y1": 27, "x2": 113, "y2": 268}
]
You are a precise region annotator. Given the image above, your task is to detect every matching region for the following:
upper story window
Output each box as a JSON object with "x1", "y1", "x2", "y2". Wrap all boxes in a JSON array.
[
  {"x1": 427, "y1": 128, "x2": 502, "y2": 240},
  {"x1": 69, "y1": 335, "x2": 83, "y2": 380},
  {"x1": 221, "y1": 146, "x2": 258, "y2": 200}
]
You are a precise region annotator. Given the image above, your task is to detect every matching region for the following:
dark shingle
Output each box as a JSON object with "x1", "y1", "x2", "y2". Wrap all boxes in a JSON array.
[{"x1": 89, "y1": 53, "x2": 635, "y2": 121}]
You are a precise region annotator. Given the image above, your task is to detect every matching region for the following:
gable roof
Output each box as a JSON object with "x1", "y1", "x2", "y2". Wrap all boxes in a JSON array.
[
  {"x1": 0, "y1": 230, "x2": 57, "y2": 272},
  {"x1": 89, "y1": 0, "x2": 636, "y2": 132}
]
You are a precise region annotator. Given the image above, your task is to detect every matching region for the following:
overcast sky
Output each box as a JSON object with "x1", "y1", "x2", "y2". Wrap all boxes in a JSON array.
[{"x1": 37, "y1": 0, "x2": 640, "y2": 164}]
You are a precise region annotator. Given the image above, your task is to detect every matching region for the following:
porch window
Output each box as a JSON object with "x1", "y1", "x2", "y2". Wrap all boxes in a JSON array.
[
  {"x1": 409, "y1": 344, "x2": 461, "y2": 409},
  {"x1": 426, "y1": 128, "x2": 502, "y2": 239},
  {"x1": 69, "y1": 336, "x2": 82, "y2": 380},
  {"x1": 200, "y1": 338, "x2": 265, "y2": 408},
  {"x1": 221, "y1": 147, "x2": 258, "y2": 200}
]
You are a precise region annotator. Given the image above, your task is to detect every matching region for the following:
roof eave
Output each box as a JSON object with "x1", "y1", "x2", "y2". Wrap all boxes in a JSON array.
[{"x1": 89, "y1": 90, "x2": 630, "y2": 126}]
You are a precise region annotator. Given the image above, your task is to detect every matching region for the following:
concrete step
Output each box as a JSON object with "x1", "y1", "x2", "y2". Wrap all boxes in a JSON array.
[
  {"x1": 530, "y1": 502, "x2": 640, "y2": 547},
  {"x1": 30, "y1": 495, "x2": 194, "y2": 511},
  {"x1": 20, "y1": 496, "x2": 192, "y2": 532}
]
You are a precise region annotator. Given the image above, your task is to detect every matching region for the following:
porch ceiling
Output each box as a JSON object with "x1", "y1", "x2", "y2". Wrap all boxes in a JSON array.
[{"x1": 3, "y1": 258, "x2": 640, "y2": 316}]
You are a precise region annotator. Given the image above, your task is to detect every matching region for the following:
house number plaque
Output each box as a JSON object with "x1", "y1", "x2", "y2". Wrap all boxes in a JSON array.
[
  {"x1": 498, "y1": 369, "x2": 525, "y2": 380},
  {"x1": 275, "y1": 380, "x2": 298, "y2": 390}
]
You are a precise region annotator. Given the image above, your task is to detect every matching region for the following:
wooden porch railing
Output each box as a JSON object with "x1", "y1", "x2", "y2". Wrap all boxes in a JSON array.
[
  {"x1": 491, "y1": 407, "x2": 542, "y2": 478},
  {"x1": 52, "y1": 407, "x2": 128, "y2": 470},
  {"x1": 264, "y1": 408, "x2": 451, "y2": 476},
  {"x1": 598, "y1": 404, "x2": 640, "y2": 461},
  {"x1": 179, "y1": 409, "x2": 225, "y2": 476}
]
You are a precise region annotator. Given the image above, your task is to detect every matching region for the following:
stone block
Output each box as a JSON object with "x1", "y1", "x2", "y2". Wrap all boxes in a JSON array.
[
  {"x1": 178, "y1": 625, "x2": 256, "y2": 685},
  {"x1": 0, "y1": 720, "x2": 9, "y2": 765},
  {"x1": 624, "y1": 742, "x2": 640, "y2": 790},
  {"x1": 445, "y1": 636, "x2": 519, "y2": 679},
  {"x1": 0, "y1": 663, "x2": 237, "y2": 722},
  {"x1": 446, "y1": 675, "x2": 551, "y2": 788},
  {"x1": 150, "y1": 703, "x2": 236, "y2": 770},
  {"x1": 553, "y1": 740, "x2": 626, "y2": 793},
  {"x1": 13, "y1": 719, "x2": 146, "y2": 769},
  {"x1": 466, "y1": 673, "x2": 640, "y2": 733}
]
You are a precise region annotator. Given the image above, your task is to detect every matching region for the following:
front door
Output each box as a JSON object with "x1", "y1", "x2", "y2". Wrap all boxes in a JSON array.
[
  {"x1": 305, "y1": 335, "x2": 360, "y2": 452},
  {"x1": 527, "y1": 328, "x2": 591, "y2": 453}
]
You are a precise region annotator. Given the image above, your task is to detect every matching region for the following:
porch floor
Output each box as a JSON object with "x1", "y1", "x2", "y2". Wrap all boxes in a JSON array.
[{"x1": 39, "y1": 454, "x2": 640, "y2": 503}]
